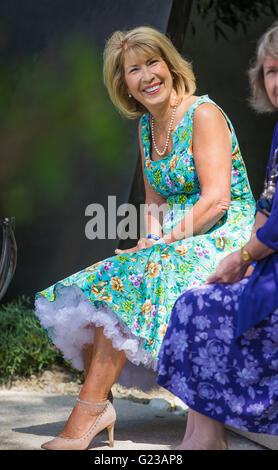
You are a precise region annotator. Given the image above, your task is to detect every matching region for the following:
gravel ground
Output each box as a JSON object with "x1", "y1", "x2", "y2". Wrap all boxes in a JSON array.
[{"x1": 0, "y1": 364, "x2": 178, "y2": 406}]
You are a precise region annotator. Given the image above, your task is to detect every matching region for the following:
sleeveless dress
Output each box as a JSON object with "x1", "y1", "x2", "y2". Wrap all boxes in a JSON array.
[{"x1": 34, "y1": 95, "x2": 256, "y2": 375}]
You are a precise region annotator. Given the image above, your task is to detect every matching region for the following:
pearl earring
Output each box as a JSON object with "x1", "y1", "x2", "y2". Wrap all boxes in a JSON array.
[{"x1": 128, "y1": 93, "x2": 132, "y2": 98}]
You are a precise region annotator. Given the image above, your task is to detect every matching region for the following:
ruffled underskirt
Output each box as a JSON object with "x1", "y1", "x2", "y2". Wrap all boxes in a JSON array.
[{"x1": 35, "y1": 282, "x2": 158, "y2": 374}]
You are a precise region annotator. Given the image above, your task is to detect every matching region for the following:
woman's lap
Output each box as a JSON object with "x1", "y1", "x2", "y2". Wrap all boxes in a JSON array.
[{"x1": 157, "y1": 279, "x2": 278, "y2": 435}]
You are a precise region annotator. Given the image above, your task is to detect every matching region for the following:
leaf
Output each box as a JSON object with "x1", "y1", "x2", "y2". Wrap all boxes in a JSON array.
[
  {"x1": 194, "y1": 0, "x2": 277, "y2": 40},
  {"x1": 0, "y1": 295, "x2": 61, "y2": 383}
]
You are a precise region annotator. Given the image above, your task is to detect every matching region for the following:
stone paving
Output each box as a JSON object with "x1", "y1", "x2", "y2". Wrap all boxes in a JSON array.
[{"x1": 0, "y1": 391, "x2": 266, "y2": 451}]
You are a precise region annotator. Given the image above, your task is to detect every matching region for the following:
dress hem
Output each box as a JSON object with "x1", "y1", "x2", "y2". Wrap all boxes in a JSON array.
[
  {"x1": 157, "y1": 380, "x2": 278, "y2": 436},
  {"x1": 34, "y1": 282, "x2": 158, "y2": 372}
]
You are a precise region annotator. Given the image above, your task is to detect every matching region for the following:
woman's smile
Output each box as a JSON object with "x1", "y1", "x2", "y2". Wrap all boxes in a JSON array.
[
  {"x1": 143, "y1": 82, "x2": 162, "y2": 95},
  {"x1": 124, "y1": 50, "x2": 173, "y2": 110}
]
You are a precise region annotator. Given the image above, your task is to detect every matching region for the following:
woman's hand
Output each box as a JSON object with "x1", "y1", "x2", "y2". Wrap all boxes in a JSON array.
[
  {"x1": 115, "y1": 237, "x2": 155, "y2": 255},
  {"x1": 205, "y1": 250, "x2": 252, "y2": 285}
]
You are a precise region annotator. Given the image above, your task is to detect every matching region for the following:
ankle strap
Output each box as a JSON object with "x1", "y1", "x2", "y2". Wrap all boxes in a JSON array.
[{"x1": 76, "y1": 398, "x2": 109, "y2": 406}]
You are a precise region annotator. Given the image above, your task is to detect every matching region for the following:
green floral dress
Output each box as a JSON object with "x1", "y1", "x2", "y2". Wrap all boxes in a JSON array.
[{"x1": 35, "y1": 95, "x2": 255, "y2": 372}]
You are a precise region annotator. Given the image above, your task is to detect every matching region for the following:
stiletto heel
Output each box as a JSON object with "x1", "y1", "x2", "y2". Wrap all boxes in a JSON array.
[
  {"x1": 108, "y1": 390, "x2": 114, "y2": 404},
  {"x1": 107, "y1": 422, "x2": 115, "y2": 447},
  {"x1": 41, "y1": 398, "x2": 116, "y2": 450}
]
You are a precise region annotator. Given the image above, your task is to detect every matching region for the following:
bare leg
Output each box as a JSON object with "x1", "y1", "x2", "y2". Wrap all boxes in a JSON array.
[
  {"x1": 83, "y1": 343, "x2": 114, "y2": 403},
  {"x1": 60, "y1": 326, "x2": 127, "y2": 439},
  {"x1": 175, "y1": 408, "x2": 195, "y2": 449},
  {"x1": 82, "y1": 343, "x2": 94, "y2": 378},
  {"x1": 176, "y1": 410, "x2": 228, "y2": 450}
]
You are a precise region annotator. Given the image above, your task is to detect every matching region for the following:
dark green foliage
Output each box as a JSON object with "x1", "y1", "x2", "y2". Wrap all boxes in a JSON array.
[
  {"x1": 196, "y1": 0, "x2": 277, "y2": 39},
  {"x1": 0, "y1": 35, "x2": 127, "y2": 223},
  {"x1": 0, "y1": 295, "x2": 60, "y2": 383}
]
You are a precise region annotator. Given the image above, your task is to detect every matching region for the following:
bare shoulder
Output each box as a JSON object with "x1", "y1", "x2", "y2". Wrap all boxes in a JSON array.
[{"x1": 193, "y1": 102, "x2": 226, "y2": 126}]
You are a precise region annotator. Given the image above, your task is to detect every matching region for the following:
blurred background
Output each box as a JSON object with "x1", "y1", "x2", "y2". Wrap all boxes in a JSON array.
[{"x1": 0, "y1": 0, "x2": 277, "y2": 304}]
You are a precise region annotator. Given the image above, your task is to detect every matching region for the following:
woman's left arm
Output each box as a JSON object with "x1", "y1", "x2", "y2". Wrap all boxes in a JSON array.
[{"x1": 163, "y1": 103, "x2": 232, "y2": 244}]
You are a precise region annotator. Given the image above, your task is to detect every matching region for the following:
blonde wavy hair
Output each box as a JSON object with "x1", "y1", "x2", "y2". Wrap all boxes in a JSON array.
[
  {"x1": 248, "y1": 22, "x2": 278, "y2": 113},
  {"x1": 103, "y1": 26, "x2": 196, "y2": 119}
]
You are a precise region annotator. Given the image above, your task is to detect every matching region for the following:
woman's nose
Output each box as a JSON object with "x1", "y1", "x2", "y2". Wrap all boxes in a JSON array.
[{"x1": 141, "y1": 66, "x2": 153, "y2": 82}]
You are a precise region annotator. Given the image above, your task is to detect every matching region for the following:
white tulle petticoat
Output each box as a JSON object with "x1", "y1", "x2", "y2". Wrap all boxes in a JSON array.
[{"x1": 35, "y1": 282, "x2": 158, "y2": 373}]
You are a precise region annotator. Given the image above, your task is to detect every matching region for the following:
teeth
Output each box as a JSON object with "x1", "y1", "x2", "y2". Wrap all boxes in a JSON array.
[{"x1": 145, "y1": 84, "x2": 160, "y2": 92}]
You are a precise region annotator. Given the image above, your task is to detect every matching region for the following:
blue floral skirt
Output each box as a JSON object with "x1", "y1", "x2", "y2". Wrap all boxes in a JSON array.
[{"x1": 157, "y1": 278, "x2": 278, "y2": 435}]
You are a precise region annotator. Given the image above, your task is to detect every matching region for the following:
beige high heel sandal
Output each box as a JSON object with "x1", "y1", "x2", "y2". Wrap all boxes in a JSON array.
[{"x1": 41, "y1": 398, "x2": 116, "y2": 450}]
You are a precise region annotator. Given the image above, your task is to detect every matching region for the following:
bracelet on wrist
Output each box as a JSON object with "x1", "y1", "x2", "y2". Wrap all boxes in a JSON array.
[
  {"x1": 147, "y1": 234, "x2": 160, "y2": 241},
  {"x1": 240, "y1": 246, "x2": 256, "y2": 263},
  {"x1": 147, "y1": 234, "x2": 166, "y2": 245}
]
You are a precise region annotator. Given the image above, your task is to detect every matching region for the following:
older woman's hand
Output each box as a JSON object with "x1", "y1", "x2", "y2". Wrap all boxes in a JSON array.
[
  {"x1": 114, "y1": 237, "x2": 155, "y2": 255},
  {"x1": 205, "y1": 250, "x2": 253, "y2": 285}
]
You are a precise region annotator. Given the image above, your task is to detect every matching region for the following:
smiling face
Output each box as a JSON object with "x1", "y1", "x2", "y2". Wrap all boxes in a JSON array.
[
  {"x1": 263, "y1": 56, "x2": 278, "y2": 109},
  {"x1": 123, "y1": 48, "x2": 174, "y2": 112}
]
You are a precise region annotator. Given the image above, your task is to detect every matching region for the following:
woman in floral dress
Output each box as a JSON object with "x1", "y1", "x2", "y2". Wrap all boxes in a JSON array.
[
  {"x1": 157, "y1": 22, "x2": 278, "y2": 451},
  {"x1": 35, "y1": 26, "x2": 255, "y2": 450}
]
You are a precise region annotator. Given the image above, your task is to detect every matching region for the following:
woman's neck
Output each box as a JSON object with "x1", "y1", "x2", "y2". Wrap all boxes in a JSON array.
[
  {"x1": 150, "y1": 93, "x2": 191, "y2": 132},
  {"x1": 150, "y1": 93, "x2": 180, "y2": 130}
]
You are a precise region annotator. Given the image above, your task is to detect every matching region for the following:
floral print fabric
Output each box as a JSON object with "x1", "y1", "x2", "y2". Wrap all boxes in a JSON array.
[
  {"x1": 157, "y1": 281, "x2": 278, "y2": 435},
  {"x1": 35, "y1": 95, "x2": 255, "y2": 363}
]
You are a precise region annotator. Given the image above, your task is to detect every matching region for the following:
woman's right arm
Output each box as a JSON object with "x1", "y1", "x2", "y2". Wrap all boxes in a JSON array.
[
  {"x1": 138, "y1": 118, "x2": 167, "y2": 240},
  {"x1": 115, "y1": 119, "x2": 167, "y2": 254}
]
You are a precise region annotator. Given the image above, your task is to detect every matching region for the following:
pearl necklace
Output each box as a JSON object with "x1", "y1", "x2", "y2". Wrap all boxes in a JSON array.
[{"x1": 150, "y1": 101, "x2": 178, "y2": 157}]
